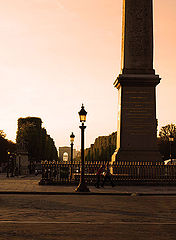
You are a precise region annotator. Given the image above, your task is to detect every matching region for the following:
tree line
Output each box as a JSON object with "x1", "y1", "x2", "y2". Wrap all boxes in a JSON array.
[
  {"x1": 85, "y1": 124, "x2": 176, "y2": 162},
  {"x1": 0, "y1": 130, "x2": 16, "y2": 164},
  {"x1": 16, "y1": 117, "x2": 58, "y2": 164},
  {"x1": 0, "y1": 122, "x2": 176, "y2": 166},
  {"x1": 85, "y1": 132, "x2": 117, "y2": 162},
  {"x1": 0, "y1": 117, "x2": 58, "y2": 167}
]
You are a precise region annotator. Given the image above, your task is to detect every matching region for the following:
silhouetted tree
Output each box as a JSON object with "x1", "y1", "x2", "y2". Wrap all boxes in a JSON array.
[
  {"x1": 0, "y1": 130, "x2": 16, "y2": 164},
  {"x1": 159, "y1": 124, "x2": 176, "y2": 140},
  {"x1": 158, "y1": 124, "x2": 176, "y2": 160},
  {"x1": 85, "y1": 132, "x2": 117, "y2": 162},
  {"x1": 16, "y1": 117, "x2": 58, "y2": 164}
]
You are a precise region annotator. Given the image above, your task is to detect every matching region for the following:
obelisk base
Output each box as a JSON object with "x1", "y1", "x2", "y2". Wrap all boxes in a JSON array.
[
  {"x1": 111, "y1": 73, "x2": 162, "y2": 165},
  {"x1": 111, "y1": 148, "x2": 162, "y2": 164}
]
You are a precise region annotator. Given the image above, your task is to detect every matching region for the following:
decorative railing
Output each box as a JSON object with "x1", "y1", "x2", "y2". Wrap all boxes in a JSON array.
[{"x1": 39, "y1": 160, "x2": 176, "y2": 186}]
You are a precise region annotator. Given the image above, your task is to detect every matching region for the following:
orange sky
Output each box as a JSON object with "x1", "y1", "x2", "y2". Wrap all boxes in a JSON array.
[{"x1": 0, "y1": 0, "x2": 176, "y2": 149}]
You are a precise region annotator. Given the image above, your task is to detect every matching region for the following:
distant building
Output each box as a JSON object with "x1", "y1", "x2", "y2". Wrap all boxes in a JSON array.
[
  {"x1": 85, "y1": 132, "x2": 117, "y2": 162},
  {"x1": 59, "y1": 147, "x2": 79, "y2": 162}
]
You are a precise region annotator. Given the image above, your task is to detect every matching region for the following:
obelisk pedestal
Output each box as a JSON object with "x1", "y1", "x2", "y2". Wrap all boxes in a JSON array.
[{"x1": 112, "y1": 0, "x2": 162, "y2": 163}]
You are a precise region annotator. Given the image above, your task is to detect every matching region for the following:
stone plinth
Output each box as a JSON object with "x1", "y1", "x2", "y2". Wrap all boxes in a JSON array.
[{"x1": 16, "y1": 152, "x2": 29, "y2": 175}]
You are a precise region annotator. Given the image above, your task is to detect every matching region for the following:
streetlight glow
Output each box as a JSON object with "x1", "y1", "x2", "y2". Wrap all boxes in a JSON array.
[
  {"x1": 78, "y1": 104, "x2": 87, "y2": 122},
  {"x1": 70, "y1": 132, "x2": 75, "y2": 144}
]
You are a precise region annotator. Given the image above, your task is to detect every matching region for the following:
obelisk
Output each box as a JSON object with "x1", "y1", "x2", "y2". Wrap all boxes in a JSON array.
[{"x1": 112, "y1": 0, "x2": 162, "y2": 163}]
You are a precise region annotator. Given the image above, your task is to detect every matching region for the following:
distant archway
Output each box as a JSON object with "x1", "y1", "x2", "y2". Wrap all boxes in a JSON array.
[
  {"x1": 59, "y1": 146, "x2": 77, "y2": 162},
  {"x1": 59, "y1": 147, "x2": 71, "y2": 162},
  {"x1": 63, "y1": 152, "x2": 69, "y2": 161}
]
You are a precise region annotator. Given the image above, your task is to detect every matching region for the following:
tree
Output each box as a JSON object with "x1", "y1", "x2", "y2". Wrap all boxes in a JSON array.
[
  {"x1": 158, "y1": 124, "x2": 176, "y2": 160},
  {"x1": 16, "y1": 117, "x2": 58, "y2": 165},
  {"x1": 159, "y1": 124, "x2": 176, "y2": 140},
  {"x1": 85, "y1": 132, "x2": 117, "y2": 162},
  {"x1": 0, "y1": 130, "x2": 16, "y2": 164}
]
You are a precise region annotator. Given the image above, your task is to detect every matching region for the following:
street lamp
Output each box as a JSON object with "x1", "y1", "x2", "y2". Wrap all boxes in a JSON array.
[
  {"x1": 75, "y1": 104, "x2": 90, "y2": 192},
  {"x1": 6, "y1": 151, "x2": 10, "y2": 178},
  {"x1": 70, "y1": 132, "x2": 75, "y2": 180},
  {"x1": 169, "y1": 134, "x2": 174, "y2": 164}
]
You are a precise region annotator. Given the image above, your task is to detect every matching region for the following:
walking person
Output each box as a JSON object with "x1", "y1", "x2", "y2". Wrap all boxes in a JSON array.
[
  {"x1": 101, "y1": 162, "x2": 115, "y2": 187},
  {"x1": 95, "y1": 164, "x2": 105, "y2": 188}
]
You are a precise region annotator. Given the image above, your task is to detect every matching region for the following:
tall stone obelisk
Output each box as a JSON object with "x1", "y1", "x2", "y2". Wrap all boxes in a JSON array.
[{"x1": 112, "y1": 0, "x2": 162, "y2": 163}]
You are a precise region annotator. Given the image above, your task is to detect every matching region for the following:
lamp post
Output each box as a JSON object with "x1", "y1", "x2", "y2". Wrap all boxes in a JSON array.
[
  {"x1": 75, "y1": 104, "x2": 90, "y2": 192},
  {"x1": 6, "y1": 151, "x2": 10, "y2": 178},
  {"x1": 70, "y1": 132, "x2": 75, "y2": 180},
  {"x1": 169, "y1": 134, "x2": 174, "y2": 164}
]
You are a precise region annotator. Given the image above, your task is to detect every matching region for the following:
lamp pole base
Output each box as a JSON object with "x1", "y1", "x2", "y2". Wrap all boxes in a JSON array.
[{"x1": 75, "y1": 182, "x2": 90, "y2": 192}]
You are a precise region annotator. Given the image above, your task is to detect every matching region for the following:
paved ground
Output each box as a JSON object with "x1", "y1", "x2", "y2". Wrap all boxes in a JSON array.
[
  {"x1": 1, "y1": 174, "x2": 176, "y2": 195},
  {"x1": 0, "y1": 174, "x2": 175, "y2": 239}
]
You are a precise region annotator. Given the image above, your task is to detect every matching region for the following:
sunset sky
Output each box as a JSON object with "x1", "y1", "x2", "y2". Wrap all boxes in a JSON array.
[{"x1": 0, "y1": 0, "x2": 176, "y2": 150}]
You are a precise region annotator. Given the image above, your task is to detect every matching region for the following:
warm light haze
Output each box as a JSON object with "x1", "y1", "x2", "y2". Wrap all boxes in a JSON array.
[{"x1": 0, "y1": 0, "x2": 176, "y2": 149}]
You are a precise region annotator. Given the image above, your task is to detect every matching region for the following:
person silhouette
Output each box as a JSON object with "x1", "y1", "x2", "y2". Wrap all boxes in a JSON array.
[
  {"x1": 101, "y1": 162, "x2": 115, "y2": 187},
  {"x1": 95, "y1": 164, "x2": 105, "y2": 188}
]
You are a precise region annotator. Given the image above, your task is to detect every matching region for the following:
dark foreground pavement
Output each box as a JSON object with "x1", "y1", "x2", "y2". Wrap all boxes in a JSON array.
[
  {"x1": 0, "y1": 194, "x2": 175, "y2": 240},
  {"x1": 0, "y1": 175, "x2": 175, "y2": 239}
]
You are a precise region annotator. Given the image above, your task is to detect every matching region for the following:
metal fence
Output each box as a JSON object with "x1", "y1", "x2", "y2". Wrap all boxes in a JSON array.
[{"x1": 39, "y1": 160, "x2": 176, "y2": 186}]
